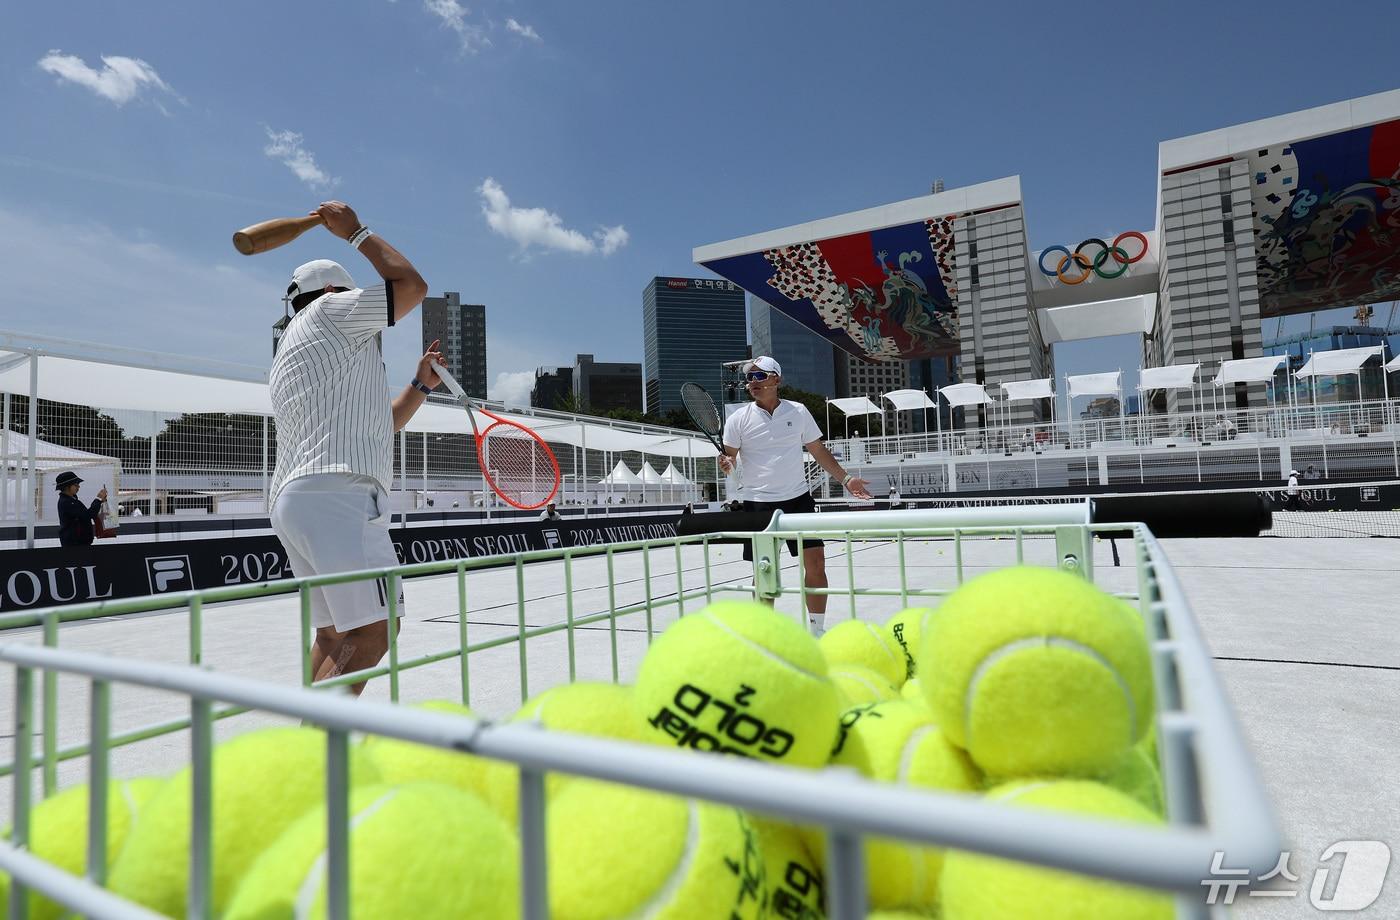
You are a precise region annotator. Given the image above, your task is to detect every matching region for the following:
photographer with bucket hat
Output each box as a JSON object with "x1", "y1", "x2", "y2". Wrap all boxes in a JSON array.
[{"x1": 54, "y1": 471, "x2": 107, "y2": 547}]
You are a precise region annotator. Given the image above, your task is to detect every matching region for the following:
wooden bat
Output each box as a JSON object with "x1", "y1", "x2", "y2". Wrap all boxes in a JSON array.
[{"x1": 232, "y1": 214, "x2": 325, "y2": 255}]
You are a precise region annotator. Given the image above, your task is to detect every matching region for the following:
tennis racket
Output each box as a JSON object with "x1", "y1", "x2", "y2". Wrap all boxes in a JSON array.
[
  {"x1": 433, "y1": 362, "x2": 560, "y2": 510},
  {"x1": 681, "y1": 382, "x2": 743, "y2": 494}
]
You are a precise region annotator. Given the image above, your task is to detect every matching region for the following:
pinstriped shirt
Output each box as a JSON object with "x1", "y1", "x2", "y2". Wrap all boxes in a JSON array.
[{"x1": 269, "y1": 283, "x2": 396, "y2": 509}]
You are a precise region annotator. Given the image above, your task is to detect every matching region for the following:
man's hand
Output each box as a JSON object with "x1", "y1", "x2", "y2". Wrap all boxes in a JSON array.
[
  {"x1": 312, "y1": 201, "x2": 362, "y2": 241},
  {"x1": 844, "y1": 477, "x2": 872, "y2": 500},
  {"x1": 96, "y1": 487, "x2": 108, "y2": 501},
  {"x1": 718, "y1": 453, "x2": 735, "y2": 474},
  {"x1": 416, "y1": 340, "x2": 445, "y2": 389}
]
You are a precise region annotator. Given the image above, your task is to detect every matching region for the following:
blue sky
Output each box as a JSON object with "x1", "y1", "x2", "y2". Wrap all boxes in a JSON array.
[{"x1": 2, "y1": 1, "x2": 1398, "y2": 408}]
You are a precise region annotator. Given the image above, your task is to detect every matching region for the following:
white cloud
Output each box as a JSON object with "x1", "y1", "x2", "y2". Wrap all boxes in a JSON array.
[
  {"x1": 505, "y1": 18, "x2": 542, "y2": 41},
  {"x1": 0, "y1": 204, "x2": 285, "y2": 367},
  {"x1": 263, "y1": 129, "x2": 339, "y2": 190},
  {"x1": 488, "y1": 370, "x2": 535, "y2": 408},
  {"x1": 477, "y1": 178, "x2": 629, "y2": 257},
  {"x1": 37, "y1": 51, "x2": 179, "y2": 108},
  {"x1": 424, "y1": 0, "x2": 490, "y2": 52}
]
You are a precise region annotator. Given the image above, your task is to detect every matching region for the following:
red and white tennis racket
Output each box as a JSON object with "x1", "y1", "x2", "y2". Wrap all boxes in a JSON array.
[{"x1": 433, "y1": 362, "x2": 561, "y2": 510}]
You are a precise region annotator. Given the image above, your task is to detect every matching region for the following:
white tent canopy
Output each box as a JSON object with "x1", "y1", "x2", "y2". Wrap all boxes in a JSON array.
[
  {"x1": 0, "y1": 334, "x2": 714, "y2": 459},
  {"x1": 1066, "y1": 372, "x2": 1121, "y2": 398},
  {"x1": 1387, "y1": 352, "x2": 1400, "y2": 372},
  {"x1": 1000, "y1": 378, "x2": 1054, "y2": 402},
  {"x1": 1214, "y1": 355, "x2": 1285, "y2": 386},
  {"x1": 638, "y1": 461, "x2": 666, "y2": 485},
  {"x1": 881, "y1": 389, "x2": 937, "y2": 411},
  {"x1": 1294, "y1": 345, "x2": 1384, "y2": 379},
  {"x1": 937, "y1": 383, "x2": 995, "y2": 408},
  {"x1": 660, "y1": 463, "x2": 692, "y2": 485},
  {"x1": 599, "y1": 461, "x2": 642, "y2": 486},
  {"x1": 1139, "y1": 363, "x2": 1199, "y2": 391},
  {"x1": 826, "y1": 396, "x2": 885, "y2": 417}
]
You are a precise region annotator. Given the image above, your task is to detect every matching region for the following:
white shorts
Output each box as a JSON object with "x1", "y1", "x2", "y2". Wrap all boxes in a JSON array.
[{"x1": 271, "y1": 474, "x2": 405, "y2": 632}]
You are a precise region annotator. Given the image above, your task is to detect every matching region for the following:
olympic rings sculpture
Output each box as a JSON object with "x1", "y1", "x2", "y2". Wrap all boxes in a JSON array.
[{"x1": 1038, "y1": 231, "x2": 1149, "y2": 285}]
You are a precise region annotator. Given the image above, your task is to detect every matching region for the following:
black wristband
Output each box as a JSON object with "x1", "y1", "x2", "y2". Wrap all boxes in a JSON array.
[{"x1": 410, "y1": 377, "x2": 433, "y2": 395}]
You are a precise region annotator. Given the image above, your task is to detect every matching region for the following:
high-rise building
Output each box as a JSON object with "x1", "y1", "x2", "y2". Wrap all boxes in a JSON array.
[
  {"x1": 531, "y1": 366, "x2": 573, "y2": 410},
  {"x1": 574, "y1": 354, "x2": 642, "y2": 413},
  {"x1": 835, "y1": 354, "x2": 910, "y2": 436},
  {"x1": 421, "y1": 292, "x2": 487, "y2": 399},
  {"x1": 749, "y1": 297, "x2": 837, "y2": 397},
  {"x1": 642, "y1": 277, "x2": 747, "y2": 415}
]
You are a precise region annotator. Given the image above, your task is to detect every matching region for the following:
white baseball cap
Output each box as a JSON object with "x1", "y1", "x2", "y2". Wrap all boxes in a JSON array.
[
  {"x1": 748, "y1": 356, "x2": 782, "y2": 376},
  {"x1": 287, "y1": 259, "x2": 355, "y2": 300}
]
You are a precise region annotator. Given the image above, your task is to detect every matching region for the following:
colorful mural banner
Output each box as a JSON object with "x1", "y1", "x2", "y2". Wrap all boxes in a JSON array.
[
  {"x1": 1250, "y1": 117, "x2": 1400, "y2": 316},
  {"x1": 699, "y1": 215, "x2": 961, "y2": 361}
]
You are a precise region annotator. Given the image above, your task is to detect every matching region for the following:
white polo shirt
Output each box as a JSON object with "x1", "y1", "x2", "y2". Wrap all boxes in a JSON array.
[
  {"x1": 268, "y1": 283, "x2": 395, "y2": 508},
  {"x1": 722, "y1": 400, "x2": 823, "y2": 502}
]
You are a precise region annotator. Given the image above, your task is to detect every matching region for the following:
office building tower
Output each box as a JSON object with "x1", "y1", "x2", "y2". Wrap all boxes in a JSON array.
[
  {"x1": 421, "y1": 292, "x2": 487, "y2": 399},
  {"x1": 574, "y1": 354, "x2": 642, "y2": 413},
  {"x1": 642, "y1": 277, "x2": 747, "y2": 414},
  {"x1": 749, "y1": 297, "x2": 837, "y2": 397}
]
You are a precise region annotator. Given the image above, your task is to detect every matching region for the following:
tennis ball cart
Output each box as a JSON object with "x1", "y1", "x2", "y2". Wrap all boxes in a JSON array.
[{"x1": 0, "y1": 502, "x2": 1279, "y2": 919}]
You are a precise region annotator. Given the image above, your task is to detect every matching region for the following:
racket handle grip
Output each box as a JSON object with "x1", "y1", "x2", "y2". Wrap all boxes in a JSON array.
[{"x1": 433, "y1": 361, "x2": 467, "y2": 399}]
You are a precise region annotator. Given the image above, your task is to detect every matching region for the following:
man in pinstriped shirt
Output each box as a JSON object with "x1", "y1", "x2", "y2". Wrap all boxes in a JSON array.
[{"x1": 269, "y1": 200, "x2": 434, "y2": 695}]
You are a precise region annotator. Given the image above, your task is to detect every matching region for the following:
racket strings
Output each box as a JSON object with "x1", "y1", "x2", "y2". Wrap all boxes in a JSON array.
[{"x1": 477, "y1": 421, "x2": 560, "y2": 509}]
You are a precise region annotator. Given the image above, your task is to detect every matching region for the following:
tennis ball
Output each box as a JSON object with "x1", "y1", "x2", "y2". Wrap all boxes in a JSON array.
[
  {"x1": 867, "y1": 913, "x2": 936, "y2": 919},
  {"x1": 547, "y1": 780, "x2": 765, "y2": 920},
  {"x1": 884, "y1": 606, "x2": 937, "y2": 681},
  {"x1": 0, "y1": 778, "x2": 162, "y2": 920},
  {"x1": 820, "y1": 619, "x2": 906, "y2": 688},
  {"x1": 940, "y1": 780, "x2": 1173, "y2": 920},
  {"x1": 362, "y1": 699, "x2": 512, "y2": 818},
  {"x1": 635, "y1": 600, "x2": 840, "y2": 768},
  {"x1": 751, "y1": 818, "x2": 825, "y2": 920},
  {"x1": 830, "y1": 665, "x2": 900, "y2": 708},
  {"x1": 899, "y1": 677, "x2": 924, "y2": 705},
  {"x1": 109, "y1": 726, "x2": 380, "y2": 917},
  {"x1": 807, "y1": 701, "x2": 979, "y2": 910},
  {"x1": 920, "y1": 566, "x2": 1154, "y2": 778},
  {"x1": 486, "y1": 681, "x2": 644, "y2": 820},
  {"x1": 225, "y1": 782, "x2": 518, "y2": 919},
  {"x1": 1101, "y1": 744, "x2": 1165, "y2": 817}
]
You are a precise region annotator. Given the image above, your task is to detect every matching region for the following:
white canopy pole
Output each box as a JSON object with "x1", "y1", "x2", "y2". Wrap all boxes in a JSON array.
[{"x1": 26, "y1": 352, "x2": 37, "y2": 549}]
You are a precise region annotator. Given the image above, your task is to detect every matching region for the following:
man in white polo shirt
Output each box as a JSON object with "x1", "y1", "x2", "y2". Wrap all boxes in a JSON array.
[
  {"x1": 269, "y1": 200, "x2": 434, "y2": 695},
  {"x1": 719, "y1": 356, "x2": 872, "y2": 635}
]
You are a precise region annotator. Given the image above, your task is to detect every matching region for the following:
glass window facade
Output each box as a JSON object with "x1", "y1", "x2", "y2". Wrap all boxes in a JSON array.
[{"x1": 642, "y1": 278, "x2": 748, "y2": 414}]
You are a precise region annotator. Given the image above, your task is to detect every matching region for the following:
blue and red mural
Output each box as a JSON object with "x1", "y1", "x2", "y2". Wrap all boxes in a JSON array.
[
  {"x1": 1250, "y1": 118, "x2": 1400, "y2": 316},
  {"x1": 698, "y1": 216, "x2": 961, "y2": 360}
]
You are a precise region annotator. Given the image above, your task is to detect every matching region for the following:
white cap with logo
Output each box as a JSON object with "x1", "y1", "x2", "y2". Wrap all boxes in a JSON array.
[
  {"x1": 287, "y1": 259, "x2": 356, "y2": 301},
  {"x1": 748, "y1": 356, "x2": 782, "y2": 376}
]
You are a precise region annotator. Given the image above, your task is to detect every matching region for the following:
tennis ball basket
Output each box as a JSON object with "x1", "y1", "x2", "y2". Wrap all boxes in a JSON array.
[{"x1": 0, "y1": 503, "x2": 1279, "y2": 919}]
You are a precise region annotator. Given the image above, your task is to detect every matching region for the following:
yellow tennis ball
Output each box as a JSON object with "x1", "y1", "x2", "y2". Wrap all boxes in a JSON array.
[
  {"x1": 0, "y1": 778, "x2": 162, "y2": 920},
  {"x1": 830, "y1": 665, "x2": 900, "y2": 708},
  {"x1": 547, "y1": 780, "x2": 766, "y2": 920},
  {"x1": 225, "y1": 783, "x2": 518, "y2": 920},
  {"x1": 1100, "y1": 744, "x2": 1165, "y2": 817},
  {"x1": 486, "y1": 681, "x2": 644, "y2": 820},
  {"x1": 807, "y1": 701, "x2": 979, "y2": 911},
  {"x1": 940, "y1": 780, "x2": 1173, "y2": 920},
  {"x1": 109, "y1": 727, "x2": 380, "y2": 917},
  {"x1": 899, "y1": 677, "x2": 926, "y2": 706},
  {"x1": 362, "y1": 699, "x2": 512, "y2": 818},
  {"x1": 635, "y1": 600, "x2": 840, "y2": 768},
  {"x1": 920, "y1": 566, "x2": 1154, "y2": 778},
  {"x1": 883, "y1": 606, "x2": 937, "y2": 681},
  {"x1": 751, "y1": 817, "x2": 825, "y2": 920},
  {"x1": 820, "y1": 619, "x2": 906, "y2": 688}
]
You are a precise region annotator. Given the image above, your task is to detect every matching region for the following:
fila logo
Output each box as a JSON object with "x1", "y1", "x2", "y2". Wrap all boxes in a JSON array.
[
  {"x1": 542, "y1": 528, "x2": 562, "y2": 549},
  {"x1": 145, "y1": 555, "x2": 193, "y2": 594}
]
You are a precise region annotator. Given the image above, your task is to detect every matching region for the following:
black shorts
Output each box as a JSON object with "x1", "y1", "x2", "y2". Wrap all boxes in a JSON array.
[{"x1": 741, "y1": 492, "x2": 824, "y2": 560}]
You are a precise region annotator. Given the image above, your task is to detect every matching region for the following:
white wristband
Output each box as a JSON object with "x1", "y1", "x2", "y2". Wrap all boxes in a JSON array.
[
  {"x1": 349, "y1": 227, "x2": 373, "y2": 250},
  {"x1": 841, "y1": 473, "x2": 853, "y2": 486}
]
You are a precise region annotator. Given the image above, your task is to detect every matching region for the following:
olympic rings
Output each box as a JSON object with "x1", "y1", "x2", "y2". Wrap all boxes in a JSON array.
[{"x1": 1038, "y1": 231, "x2": 1148, "y2": 284}]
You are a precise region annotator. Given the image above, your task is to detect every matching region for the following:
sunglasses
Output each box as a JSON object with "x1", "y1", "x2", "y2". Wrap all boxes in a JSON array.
[{"x1": 745, "y1": 371, "x2": 772, "y2": 382}]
